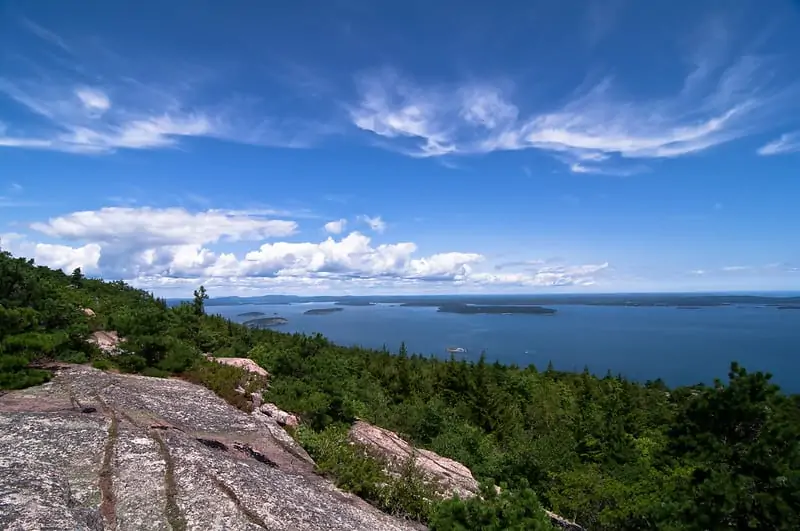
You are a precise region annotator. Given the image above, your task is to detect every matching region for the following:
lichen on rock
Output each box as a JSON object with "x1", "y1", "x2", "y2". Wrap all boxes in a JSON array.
[{"x1": 0, "y1": 366, "x2": 420, "y2": 531}]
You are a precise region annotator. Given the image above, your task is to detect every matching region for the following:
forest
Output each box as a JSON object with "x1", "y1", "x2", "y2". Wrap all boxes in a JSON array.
[{"x1": 1, "y1": 249, "x2": 799, "y2": 530}]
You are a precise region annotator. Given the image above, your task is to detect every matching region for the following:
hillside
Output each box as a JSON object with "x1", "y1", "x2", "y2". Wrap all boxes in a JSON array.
[{"x1": 2, "y1": 250, "x2": 800, "y2": 529}]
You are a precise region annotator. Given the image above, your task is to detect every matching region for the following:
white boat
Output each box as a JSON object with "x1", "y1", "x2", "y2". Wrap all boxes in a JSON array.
[{"x1": 446, "y1": 346, "x2": 467, "y2": 353}]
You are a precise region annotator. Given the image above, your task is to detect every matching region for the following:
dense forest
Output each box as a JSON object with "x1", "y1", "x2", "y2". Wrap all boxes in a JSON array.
[{"x1": 2, "y1": 249, "x2": 799, "y2": 530}]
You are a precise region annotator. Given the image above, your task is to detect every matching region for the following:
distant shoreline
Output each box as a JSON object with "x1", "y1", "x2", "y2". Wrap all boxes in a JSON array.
[
  {"x1": 437, "y1": 304, "x2": 557, "y2": 315},
  {"x1": 205, "y1": 293, "x2": 800, "y2": 309}
]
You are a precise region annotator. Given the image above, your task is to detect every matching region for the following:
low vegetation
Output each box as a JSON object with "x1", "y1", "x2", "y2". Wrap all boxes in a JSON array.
[{"x1": 1, "y1": 249, "x2": 799, "y2": 529}]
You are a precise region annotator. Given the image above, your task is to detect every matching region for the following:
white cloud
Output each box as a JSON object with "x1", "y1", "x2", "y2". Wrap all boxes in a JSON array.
[
  {"x1": 350, "y1": 53, "x2": 792, "y2": 170},
  {"x1": 31, "y1": 207, "x2": 297, "y2": 247},
  {"x1": 7, "y1": 207, "x2": 610, "y2": 294},
  {"x1": 722, "y1": 265, "x2": 751, "y2": 272},
  {"x1": 469, "y1": 262, "x2": 609, "y2": 287},
  {"x1": 324, "y1": 219, "x2": 347, "y2": 234},
  {"x1": 75, "y1": 87, "x2": 111, "y2": 113},
  {"x1": 33, "y1": 243, "x2": 102, "y2": 273},
  {"x1": 757, "y1": 132, "x2": 800, "y2": 155},
  {"x1": 358, "y1": 215, "x2": 387, "y2": 233},
  {"x1": 568, "y1": 162, "x2": 647, "y2": 176}
]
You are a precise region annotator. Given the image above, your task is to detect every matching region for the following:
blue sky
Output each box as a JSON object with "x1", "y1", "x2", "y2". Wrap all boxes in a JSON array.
[{"x1": 1, "y1": 0, "x2": 799, "y2": 296}]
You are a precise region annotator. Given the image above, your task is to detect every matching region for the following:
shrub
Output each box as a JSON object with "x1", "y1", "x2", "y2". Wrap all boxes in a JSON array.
[
  {"x1": 183, "y1": 359, "x2": 266, "y2": 412},
  {"x1": 116, "y1": 353, "x2": 147, "y2": 374},
  {"x1": 157, "y1": 343, "x2": 199, "y2": 373},
  {"x1": 0, "y1": 355, "x2": 51, "y2": 389},
  {"x1": 429, "y1": 483, "x2": 555, "y2": 530},
  {"x1": 142, "y1": 366, "x2": 170, "y2": 378},
  {"x1": 92, "y1": 358, "x2": 113, "y2": 371},
  {"x1": 294, "y1": 424, "x2": 437, "y2": 522}
]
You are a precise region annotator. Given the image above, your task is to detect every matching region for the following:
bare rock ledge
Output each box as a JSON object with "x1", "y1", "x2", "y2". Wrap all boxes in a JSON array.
[{"x1": 0, "y1": 365, "x2": 418, "y2": 531}]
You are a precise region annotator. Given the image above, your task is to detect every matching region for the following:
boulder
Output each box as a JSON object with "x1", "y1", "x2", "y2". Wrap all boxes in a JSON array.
[
  {"x1": 260, "y1": 403, "x2": 300, "y2": 428},
  {"x1": 348, "y1": 420, "x2": 479, "y2": 499},
  {"x1": 88, "y1": 331, "x2": 122, "y2": 354},
  {"x1": 0, "y1": 366, "x2": 420, "y2": 531},
  {"x1": 81, "y1": 307, "x2": 96, "y2": 318},
  {"x1": 205, "y1": 355, "x2": 269, "y2": 378}
]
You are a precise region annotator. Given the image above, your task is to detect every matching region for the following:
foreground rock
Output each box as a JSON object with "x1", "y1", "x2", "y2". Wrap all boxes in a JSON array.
[
  {"x1": 348, "y1": 420, "x2": 584, "y2": 531},
  {"x1": 0, "y1": 366, "x2": 419, "y2": 531}
]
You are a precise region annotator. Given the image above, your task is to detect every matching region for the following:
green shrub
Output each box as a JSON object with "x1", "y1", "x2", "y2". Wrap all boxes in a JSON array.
[
  {"x1": 294, "y1": 424, "x2": 437, "y2": 522},
  {"x1": 142, "y1": 366, "x2": 170, "y2": 378},
  {"x1": 58, "y1": 351, "x2": 88, "y2": 364},
  {"x1": 184, "y1": 359, "x2": 266, "y2": 412},
  {"x1": 157, "y1": 343, "x2": 199, "y2": 373},
  {"x1": 92, "y1": 358, "x2": 113, "y2": 371},
  {"x1": 0, "y1": 355, "x2": 51, "y2": 389},
  {"x1": 430, "y1": 483, "x2": 555, "y2": 530},
  {"x1": 116, "y1": 354, "x2": 147, "y2": 374}
]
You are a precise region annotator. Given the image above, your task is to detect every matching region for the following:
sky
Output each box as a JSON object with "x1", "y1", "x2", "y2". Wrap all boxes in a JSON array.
[{"x1": 1, "y1": 0, "x2": 799, "y2": 296}]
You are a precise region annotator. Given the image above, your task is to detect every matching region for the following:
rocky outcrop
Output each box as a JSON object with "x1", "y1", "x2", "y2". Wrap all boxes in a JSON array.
[
  {"x1": 260, "y1": 403, "x2": 300, "y2": 428},
  {"x1": 546, "y1": 510, "x2": 585, "y2": 530},
  {"x1": 88, "y1": 331, "x2": 122, "y2": 354},
  {"x1": 0, "y1": 366, "x2": 419, "y2": 531},
  {"x1": 349, "y1": 420, "x2": 480, "y2": 499},
  {"x1": 348, "y1": 420, "x2": 584, "y2": 531},
  {"x1": 204, "y1": 355, "x2": 270, "y2": 378}
]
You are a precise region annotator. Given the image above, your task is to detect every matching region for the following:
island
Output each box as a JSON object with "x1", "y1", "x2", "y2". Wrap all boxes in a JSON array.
[
  {"x1": 777, "y1": 305, "x2": 800, "y2": 310},
  {"x1": 437, "y1": 304, "x2": 557, "y2": 315},
  {"x1": 335, "y1": 300, "x2": 376, "y2": 306},
  {"x1": 243, "y1": 317, "x2": 288, "y2": 328},
  {"x1": 237, "y1": 311, "x2": 266, "y2": 317},
  {"x1": 304, "y1": 307, "x2": 345, "y2": 315}
]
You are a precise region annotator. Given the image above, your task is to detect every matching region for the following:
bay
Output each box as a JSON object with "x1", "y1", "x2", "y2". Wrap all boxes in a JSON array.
[{"x1": 211, "y1": 303, "x2": 800, "y2": 392}]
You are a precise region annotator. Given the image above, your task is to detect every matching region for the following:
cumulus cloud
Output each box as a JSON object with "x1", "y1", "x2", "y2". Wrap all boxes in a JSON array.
[
  {"x1": 758, "y1": 132, "x2": 800, "y2": 155},
  {"x1": 324, "y1": 219, "x2": 347, "y2": 234},
  {"x1": 358, "y1": 215, "x2": 387, "y2": 233},
  {"x1": 350, "y1": 52, "x2": 794, "y2": 172},
  {"x1": 31, "y1": 207, "x2": 297, "y2": 247},
  {"x1": 8, "y1": 207, "x2": 610, "y2": 294}
]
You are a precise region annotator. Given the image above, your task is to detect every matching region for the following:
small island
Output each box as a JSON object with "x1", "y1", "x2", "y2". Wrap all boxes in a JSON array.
[
  {"x1": 238, "y1": 311, "x2": 266, "y2": 317},
  {"x1": 243, "y1": 317, "x2": 288, "y2": 328},
  {"x1": 335, "y1": 300, "x2": 375, "y2": 306},
  {"x1": 304, "y1": 307, "x2": 345, "y2": 315},
  {"x1": 437, "y1": 304, "x2": 557, "y2": 315},
  {"x1": 777, "y1": 305, "x2": 800, "y2": 310}
]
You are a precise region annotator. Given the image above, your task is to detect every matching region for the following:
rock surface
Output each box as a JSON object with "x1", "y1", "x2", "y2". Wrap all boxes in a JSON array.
[
  {"x1": 0, "y1": 366, "x2": 419, "y2": 531},
  {"x1": 88, "y1": 331, "x2": 123, "y2": 354},
  {"x1": 260, "y1": 403, "x2": 299, "y2": 428},
  {"x1": 205, "y1": 355, "x2": 270, "y2": 378}
]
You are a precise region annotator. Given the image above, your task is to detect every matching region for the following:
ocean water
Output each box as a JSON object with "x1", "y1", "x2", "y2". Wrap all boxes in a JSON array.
[{"x1": 211, "y1": 303, "x2": 800, "y2": 393}]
